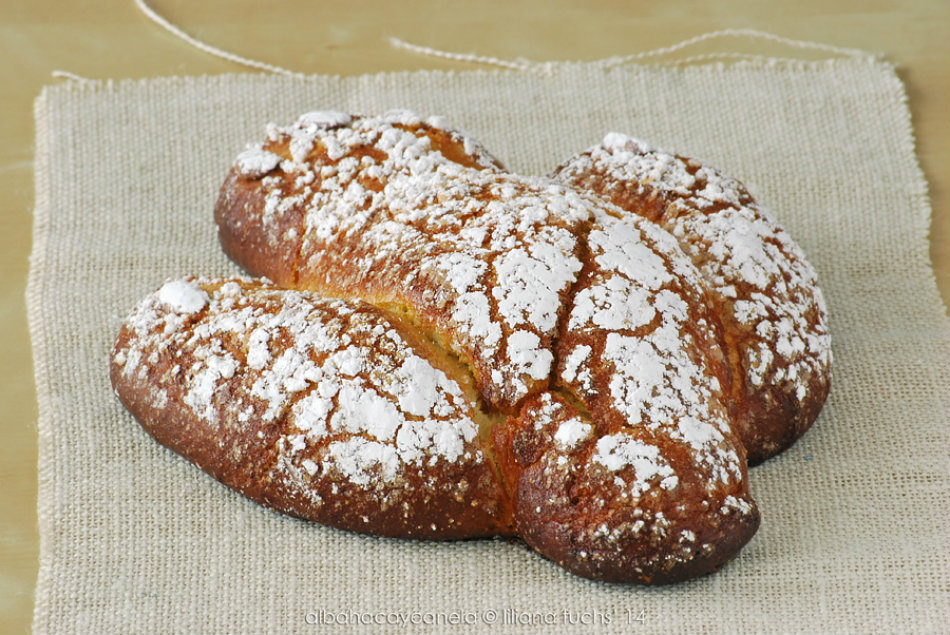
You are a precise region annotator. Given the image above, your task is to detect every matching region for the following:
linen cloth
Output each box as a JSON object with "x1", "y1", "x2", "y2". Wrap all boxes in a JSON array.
[{"x1": 29, "y1": 53, "x2": 950, "y2": 634}]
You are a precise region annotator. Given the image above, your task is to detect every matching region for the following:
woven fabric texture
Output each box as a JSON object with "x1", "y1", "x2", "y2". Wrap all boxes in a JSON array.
[{"x1": 29, "y1": 56, "x2": 950, "y2": 634}]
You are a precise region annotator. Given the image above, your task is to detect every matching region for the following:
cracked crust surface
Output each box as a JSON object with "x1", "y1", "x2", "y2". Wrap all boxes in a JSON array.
[
  {"x1": 552, "y1": 134, "x2": 832, "y2": 464},
  {"x1": 106, "y1": 110, "x2": 829, "y2": 584}
]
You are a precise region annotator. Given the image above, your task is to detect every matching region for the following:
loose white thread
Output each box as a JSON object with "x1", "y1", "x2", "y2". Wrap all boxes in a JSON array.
[
  {"x1": 133, "y1": 0, "x2": 305, "y2": 77},
  {"x1": 390, "y1": 28, "x2": 876, "y2": 73},
  {"x1": 51, "y1": 70, "x2": 94, "y2": 83},
  {"x1": 387, "y1": 37, "x2": 554, "y2": 74},
  {"x1": 598, "y1": 28, "x2": 876, "y2": 68}
]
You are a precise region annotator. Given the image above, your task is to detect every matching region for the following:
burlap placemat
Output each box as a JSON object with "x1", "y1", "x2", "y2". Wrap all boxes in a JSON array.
[{"x1": 28, "y1": 51, "x2": 950, "y2": 634}]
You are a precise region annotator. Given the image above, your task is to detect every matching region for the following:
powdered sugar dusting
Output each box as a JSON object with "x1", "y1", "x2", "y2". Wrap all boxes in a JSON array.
[
  {"x1": 297, "y1": 110, "x2": 353, "y2": 128},
  {"x1": 560, "y1": 210, "x2": 744, "y2": 486},
  {"x1": 237, "y1": 111, "x2": 596, "y2": 408},
  {"x1": 592, "y1": 434, "x2": 677, "y2": 496},
  {"x1": 553, "y1": 417, "x2": 592, "y2": 451},
  {"x1": 114, "y1": 277, "x2": 485, "y2": 494},
  {"x1": 236, "y1": 147, "x2": 282, "y2": 178},
  {"x1": 157, "y1": 279, "x2": 208, "y2": 314},
  {"x1": 553, "y1": 134, "x2": 831, "y2": 436}
]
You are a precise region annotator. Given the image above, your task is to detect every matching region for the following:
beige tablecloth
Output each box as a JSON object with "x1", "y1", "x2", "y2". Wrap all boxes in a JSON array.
[{"x1": 28, "y1": 51, "x2": 950, "y2": 634}]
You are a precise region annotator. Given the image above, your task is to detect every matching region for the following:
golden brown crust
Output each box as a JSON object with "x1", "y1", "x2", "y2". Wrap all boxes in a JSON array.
[
  {"x1": 111, "y1": 109, "x2": 832, "y2": 584},
  {"x1": 494, "y1": 393, "x2": 758, "y2": 584},
  {"x1": 551, "y1": 134, "x2": 832, "y2": 464},
  {"x1": 490, "y1": 208, "x2": 758, "y2": 583}
]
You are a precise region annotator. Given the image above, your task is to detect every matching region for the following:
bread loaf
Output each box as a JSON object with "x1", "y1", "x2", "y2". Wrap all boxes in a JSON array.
[{"x1": 110, "y1": 110, "x2": 831, "y2": 584}]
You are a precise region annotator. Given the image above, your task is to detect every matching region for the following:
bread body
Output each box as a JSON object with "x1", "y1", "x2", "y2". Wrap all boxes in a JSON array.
[
  {"x1": 551, "y1": 134, "x2": 831, "y2": 464},
  {"x1": 108, "y1": 109, "x2": 836, "y2": 584}
]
